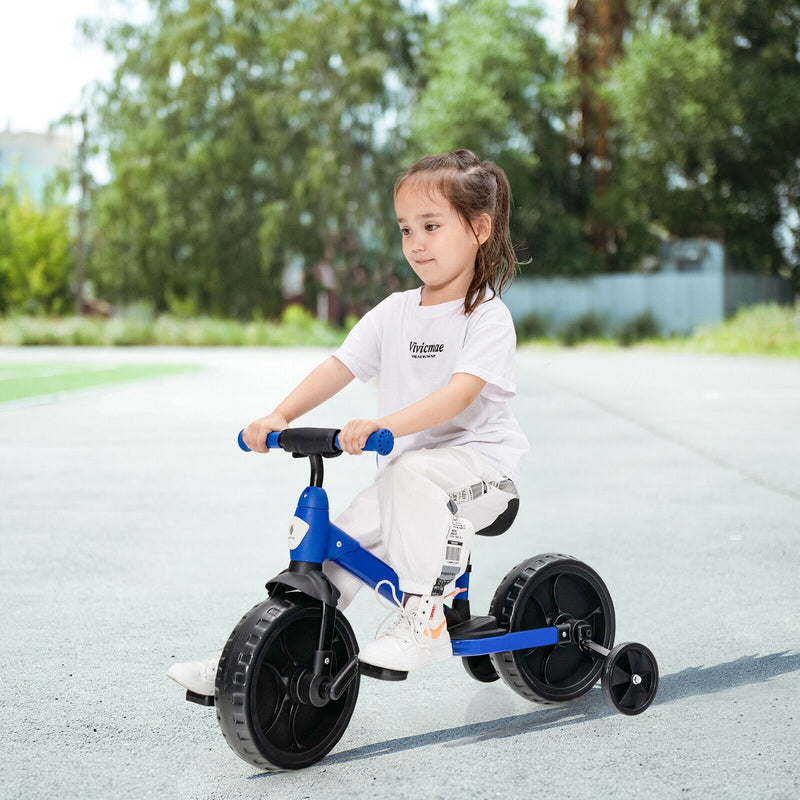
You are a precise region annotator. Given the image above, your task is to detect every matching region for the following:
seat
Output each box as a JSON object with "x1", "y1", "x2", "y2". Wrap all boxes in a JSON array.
[{"x1": 474, "y1": 497, "x2": 519, "y2": 537}]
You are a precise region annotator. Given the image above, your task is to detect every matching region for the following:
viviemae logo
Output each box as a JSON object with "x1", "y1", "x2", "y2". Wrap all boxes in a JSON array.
[{"x1": 409, "y1": 341, "x2": 445, "y2": 359}]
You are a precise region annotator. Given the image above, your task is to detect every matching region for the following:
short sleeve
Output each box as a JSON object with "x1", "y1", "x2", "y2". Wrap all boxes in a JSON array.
[
  {"x1": 332, "y1": 303, "x2": 383, "y2": 383},
  {"x1": 453, "y1": 305, "x2": 517, "y2": 401}
]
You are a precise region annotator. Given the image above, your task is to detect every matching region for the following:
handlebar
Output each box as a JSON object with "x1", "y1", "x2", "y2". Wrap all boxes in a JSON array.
[{"x1": 238, "y1": 427, "x2": 394, "y2": 456}]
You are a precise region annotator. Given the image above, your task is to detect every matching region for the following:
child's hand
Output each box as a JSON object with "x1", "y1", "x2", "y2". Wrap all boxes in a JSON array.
[
  {"x1": 338, "y1": 419, "x2": 382, "y2": 455},
  {"x1": 241, "y1": 413, "x2": 289, "y2": 453}
]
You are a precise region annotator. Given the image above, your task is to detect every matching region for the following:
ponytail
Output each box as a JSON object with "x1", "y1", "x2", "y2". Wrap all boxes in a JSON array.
[{"x1": 395, "y1": 150, "x2": 519, "y2": 314}]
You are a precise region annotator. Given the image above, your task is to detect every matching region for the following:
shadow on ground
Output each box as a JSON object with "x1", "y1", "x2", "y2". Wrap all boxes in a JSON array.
[{"x1": 248, "y1": 650, "x2": 799, "y2": 776}]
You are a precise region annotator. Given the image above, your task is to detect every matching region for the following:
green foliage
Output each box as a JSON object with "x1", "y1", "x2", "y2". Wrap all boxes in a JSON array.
[
  {"x1": 515, "y1": 310, "x2": 551, "y2": 341},
  {"x1": 89, "y1": 0, "x2": 420, "y2": 319},
  {"x1": 683, "y1": 303, "x2": 800, "y2": 357},
  {"x1": 0, "y1": 307, "x2": 347, "y2": 347},
  {"x1": 608, "y1": 1, "x2": 800, "y2": 281},
  {"x1": 0, "y1": 181, "x2": 75, "y2": 314},
  {"x1": 617, "y1": 311, "x2": 660, "y2": 346},
  {"x1": 409, "y1": 0, "x2": 596, "y2": 276},
  {"x1": 70, "y1": 0, "x2": 798, "y2": 320},
  {"x1": 561, "y1": 312, "x2": 607, "y2": 346}
]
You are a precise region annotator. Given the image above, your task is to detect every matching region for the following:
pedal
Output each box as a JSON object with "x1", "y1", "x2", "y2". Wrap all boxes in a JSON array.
[
  {"x1": 358, "y1": 661, "x2": 408, "y2": 682},
  {"x1": 185, "y1": 690, "x2": 215, "y2": 707}
]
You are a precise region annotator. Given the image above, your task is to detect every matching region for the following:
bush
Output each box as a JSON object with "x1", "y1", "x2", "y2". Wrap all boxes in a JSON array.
[
  {"x1": 0, "y1": 309, "x2": 349, "y2": 347},
  {"x1": 686, "y1": 303, "x2": 800, "y2": 356},
  {"x1": 561, "y1": 312, "x2": 606, "y2": 346},
  {"x1": 515, "y1": 311, "x2": 550, "y2": 341},
  {"x1": 0, "y1": 182, "x2": 74, "y2": 314},
  {"x1": 617, "y1": 312, "x2": 660, "y2": 346}
]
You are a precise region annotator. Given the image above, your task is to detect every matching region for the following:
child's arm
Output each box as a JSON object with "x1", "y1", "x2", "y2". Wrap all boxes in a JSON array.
[
  {"x1": 241, "y1": 356, "x2": 355, "y2": 452},
  {"x1": 338, "y1": 372, "x2": 486, "y2": 454}
]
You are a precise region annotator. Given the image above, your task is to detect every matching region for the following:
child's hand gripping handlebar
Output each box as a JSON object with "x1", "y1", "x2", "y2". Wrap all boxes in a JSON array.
[{"x1": 238, "y1": 426, "x2": 394, "y2": 456}]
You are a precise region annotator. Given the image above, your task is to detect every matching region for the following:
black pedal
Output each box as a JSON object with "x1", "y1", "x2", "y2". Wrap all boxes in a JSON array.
[
  {"x1": 358, "y1": 661, "x2": 408, "y2": 682},
  {"x1": 185, "y1": 690, "x2": 215, "y2": 707}
]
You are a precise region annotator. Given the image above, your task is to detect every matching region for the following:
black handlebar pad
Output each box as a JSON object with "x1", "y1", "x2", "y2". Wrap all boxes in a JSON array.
[{"x1": 277, "y1": 427, "x2": 341, "y2": 457}]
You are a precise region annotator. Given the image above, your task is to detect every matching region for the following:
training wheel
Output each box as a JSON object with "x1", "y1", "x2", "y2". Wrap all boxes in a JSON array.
[{"x1": 601, "y1": 642, "x2": 658, "y2": 715}]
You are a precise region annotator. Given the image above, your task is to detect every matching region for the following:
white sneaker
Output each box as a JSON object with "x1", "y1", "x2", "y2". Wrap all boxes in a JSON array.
[
  {"x1": 167, "y1": 649, "x2": 222, "y2": 695},
  {"x1": 358, "y1": 583, "x2": 451, "y2": 672}
]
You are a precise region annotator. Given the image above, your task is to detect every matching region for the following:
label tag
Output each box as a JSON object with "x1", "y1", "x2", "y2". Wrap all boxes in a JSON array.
[{"x1": 288, "y1": 516, "x2": 310, "y2": 550}]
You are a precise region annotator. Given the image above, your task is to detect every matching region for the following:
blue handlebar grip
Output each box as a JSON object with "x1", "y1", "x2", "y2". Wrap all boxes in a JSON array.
[
  {"x1": 368, "y1": 429, "x2": 394, "y2": 455},
  {"x1": 335, "y1": 428, "x2": 394, "y2": 455},
  {"x1": 237, "y1": 430, "x2": 282, "y2": 451}
]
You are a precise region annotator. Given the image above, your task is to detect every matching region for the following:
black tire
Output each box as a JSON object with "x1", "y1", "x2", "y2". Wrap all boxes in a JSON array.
[
  {"x1": 489, "y1": 553, "x2": 615, "y2": 703},
  {"x1": 601, "y1": 642, "x2": 658, "y2": 715},
  {"x1": 462, "y1": 654, "x2": 500, "y2": 683},
  {"x1": 215, "y1": 596, "x2": 359, "y2": 771}
]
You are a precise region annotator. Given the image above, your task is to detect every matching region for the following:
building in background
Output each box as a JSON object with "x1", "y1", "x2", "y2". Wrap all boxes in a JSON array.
[{"x1": 0, "y1": 128, "x2": 72, "y2": 206}]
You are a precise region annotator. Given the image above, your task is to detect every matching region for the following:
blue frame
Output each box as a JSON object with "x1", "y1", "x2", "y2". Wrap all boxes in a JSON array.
[{"x1": 287, "y1": 482, "x2": 559, "y2": 657}]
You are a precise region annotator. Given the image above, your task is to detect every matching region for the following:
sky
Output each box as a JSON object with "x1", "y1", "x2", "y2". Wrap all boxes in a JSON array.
[{"x1": 0, "y1": 0, "x2": 570, "y2": 137}]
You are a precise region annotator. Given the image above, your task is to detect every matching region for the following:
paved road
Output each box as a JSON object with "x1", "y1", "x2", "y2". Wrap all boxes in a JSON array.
[{"x1": 1, "y1": 345, "x2": 798, "y2": 799}]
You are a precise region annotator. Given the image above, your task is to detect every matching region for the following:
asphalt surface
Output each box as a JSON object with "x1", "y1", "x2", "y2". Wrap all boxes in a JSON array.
[{"x1": 1, "y1": 345, "x2": 798, "y2": 799}]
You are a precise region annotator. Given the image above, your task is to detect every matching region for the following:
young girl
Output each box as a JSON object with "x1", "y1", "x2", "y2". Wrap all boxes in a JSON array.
[{"x1": 168, "y1": 149, "x2": 528, "y2": 693}]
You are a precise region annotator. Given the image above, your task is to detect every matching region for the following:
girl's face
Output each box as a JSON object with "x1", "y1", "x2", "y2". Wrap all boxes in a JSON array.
[{"x1": 394, "y1": 181, "x2": 490, "y2": 305}]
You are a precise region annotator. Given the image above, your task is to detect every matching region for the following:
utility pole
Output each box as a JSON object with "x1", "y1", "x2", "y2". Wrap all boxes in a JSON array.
[{"x1": 75, "y1": 110, "x2": 89, "y2": 315}]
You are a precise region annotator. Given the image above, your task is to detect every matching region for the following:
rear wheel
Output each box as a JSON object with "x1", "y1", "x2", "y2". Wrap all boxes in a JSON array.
[
  {"x1": 462, "y1": 654, "x2": 500, "y2": 683},
  {"x1": 489, "y1": 553, "x2": 615, "y2": 703},
  {"x1": 215, "y1": 596, "x2": 359, "y2": 770}
]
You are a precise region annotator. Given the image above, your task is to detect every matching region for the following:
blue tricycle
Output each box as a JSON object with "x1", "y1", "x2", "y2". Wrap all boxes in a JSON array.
[{"x1": 186, "y1": 427, "x2": 658, "y2": 770}]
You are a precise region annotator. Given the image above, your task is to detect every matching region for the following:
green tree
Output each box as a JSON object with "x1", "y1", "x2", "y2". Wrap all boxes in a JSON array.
[
  {"x1": 88, "y1": 0, "x2": 420, "y2": 319},
  {"x1": 0, "y1": 181, "x2": 74, "y2": 314},
  {"x1": 410, "y1": 0, "x2": 598, "y2": 276},
  {"x1": 608, "y1": 0, "x2": 800, "y2": 280}
]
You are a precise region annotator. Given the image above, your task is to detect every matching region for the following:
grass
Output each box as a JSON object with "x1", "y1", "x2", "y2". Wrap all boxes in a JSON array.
[
  {"x1": 676, "y1": 303, "x2": 800, "y2": 357},
  {"x1": 0, "y1": 363, "x2": 201, "y2": 404},
  {"x1": 517, "y1": 303, "x2": 800, "y2": 356},
  {"x1": 1, "y1": 302, "x2": 797, "y2": 356},
  {"x1": 0, "y1": 304, "x2": 347, "y2": 347}
]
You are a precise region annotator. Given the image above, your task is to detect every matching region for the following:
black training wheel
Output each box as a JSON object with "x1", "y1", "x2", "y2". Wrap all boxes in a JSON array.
[
  {"x1": 215, "y1": 596, "x2": 359, "y2": 771},
  {"x1": 462, "y1": 654, "x2": 499, "y2": 683},
  {"x1": 489, "y1": 553, "x2": 615, "y2": 703},
  {"x1": 601, "y1": 642, "x2": 658, "y2": 715}
]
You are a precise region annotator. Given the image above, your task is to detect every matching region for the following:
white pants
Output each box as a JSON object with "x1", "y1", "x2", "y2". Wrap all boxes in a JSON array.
[{"x1": 325, "y1": 446, "x2": 518, "y2": 608}]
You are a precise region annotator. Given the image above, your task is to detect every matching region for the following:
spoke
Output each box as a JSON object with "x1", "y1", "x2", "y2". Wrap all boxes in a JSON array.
[
  {"x1": 288, "y1": 702, "x2": 304, "y2": 752},
  {"x1": 618, "y1": 683, "x2": 636, "y2": 708},
  {"x1": 610, "y1": 664, "x2": 631, "y2": 687},
  {"x1": 521, "y1": 644, "x2": 549, "y2": 682},
  {"x1": 544, "y1": 645, "x2": 587, "y2": 686},
  {"x1": 531, "y1": 576, "x2": 557, "y2": 622},
  {"x1": 252, "y1": 663, "x2": 284, "y2": 733},
  {"x1": 553, "y1": 574, "x2": 598, "y2": 620},
  {"x1": 626, "y1": 648, "x2": 644, "y2": 676},
  {"x1": 274, "y1": 631, "x2": 295, "y2": 673},
  {"x1": 629, "y1": 683, "x2": 649, "y2": 709},
  {"x1": 263, "y1": 693, "x2": 293, "y2": 747}
]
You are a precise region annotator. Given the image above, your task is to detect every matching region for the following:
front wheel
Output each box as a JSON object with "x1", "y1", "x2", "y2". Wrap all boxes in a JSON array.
[{"x1": 215, "y1": 596, "x2": 359, "y2": 771}]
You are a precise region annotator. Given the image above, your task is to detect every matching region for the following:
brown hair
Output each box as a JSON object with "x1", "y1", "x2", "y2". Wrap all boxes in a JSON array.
[{"x1": 394, "y1": 149, "x2": 518, "y2": 314}]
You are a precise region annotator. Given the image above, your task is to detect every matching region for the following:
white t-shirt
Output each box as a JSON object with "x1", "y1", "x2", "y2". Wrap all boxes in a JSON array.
[{"x1": 333, "y1": 287, "x2": 529, "y2": 484}]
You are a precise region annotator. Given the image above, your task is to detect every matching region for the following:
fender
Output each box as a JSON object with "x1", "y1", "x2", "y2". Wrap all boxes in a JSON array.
[{"x1": 266, "y1": 562, "x2": 341, "y2": 607}]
